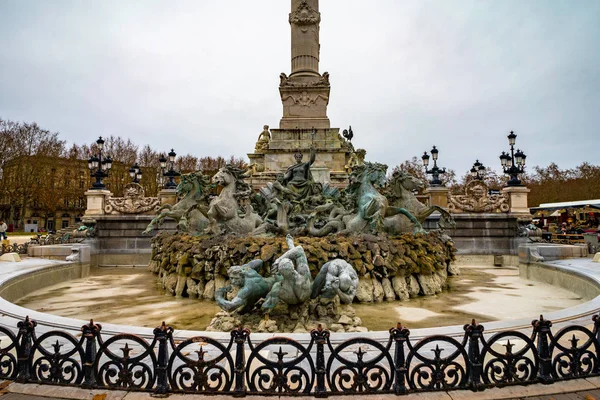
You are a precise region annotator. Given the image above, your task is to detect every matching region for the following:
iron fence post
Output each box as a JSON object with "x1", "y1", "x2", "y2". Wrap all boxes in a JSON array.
[
  {"x1": 231, "y1": 326, "x2": 249, "y2": 397},
  {"x1": 311, "y1": 324, "x2": 330, "y2": 397},
  {"x1": 16, "y1": 316, "x2": 36, "y2": 383},
  {"x1": 593, "y1": 315, "x2": 600, "y2": 371},
  {"x1": 533, "y1": 315, "x2": 553, "y2": 383},
  {"x1": 154, "y1": 321, "x2": 173, "y2": 395},
  {"x1": 464, "y1": 319, "x2": 484, "y2": 390},
  {"x1": 81, "y1": 319, "x2": 101, "y2": 388},
  {"x1": 390, "y1": 323, "x2": 410, "y2": 395}
]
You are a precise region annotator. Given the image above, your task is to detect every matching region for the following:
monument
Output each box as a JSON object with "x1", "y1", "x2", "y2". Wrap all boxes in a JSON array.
[
  {"x1": 144, "y1": 0, "x2": 458, "y2": 332},
  {"x1": 247, "y1": 0, "x2": 359, "y2": 189}
]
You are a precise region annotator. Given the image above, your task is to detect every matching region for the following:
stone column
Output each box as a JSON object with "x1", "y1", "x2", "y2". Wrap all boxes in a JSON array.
[
  {"x1": 83, "y1": 189, "x2": 111, "y2": 216},
  {"x1": 290, "y1": 0, "x2": 321, "y2": 78},
  {"x1": 158, "y1": 189, "x2": 178, "y2": 207},
  {"x1": 502, "y1": 186, "x2": 530, "y2": 217},
  {"x1": 424, "y1": 186, "x2": 449, "y2": 208}
]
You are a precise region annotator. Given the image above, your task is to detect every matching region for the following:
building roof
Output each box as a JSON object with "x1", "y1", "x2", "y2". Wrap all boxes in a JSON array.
[{"x1": 530, "y1": 199, "x2": 600, "y2": 213}]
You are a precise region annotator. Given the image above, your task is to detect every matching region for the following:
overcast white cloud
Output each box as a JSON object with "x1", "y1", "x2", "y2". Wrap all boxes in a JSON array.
[{"x1": 0, "y1": 0, "x2": 598, "y2": 176}]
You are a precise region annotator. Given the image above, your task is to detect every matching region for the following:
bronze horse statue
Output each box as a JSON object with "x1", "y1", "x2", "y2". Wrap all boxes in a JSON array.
[
  {"x1": 143, "y1": 171, "x2": 210, "y2": 235},
  {"x1": 205, "y1": 165, "x2": 263, "y2": 235},
  {"x1": 383, "y1": 170, "x2": 455, "y2": 234}
]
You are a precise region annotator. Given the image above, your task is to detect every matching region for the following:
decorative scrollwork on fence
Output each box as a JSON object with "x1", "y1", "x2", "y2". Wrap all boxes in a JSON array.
[
  {"x1": 406, "y1": 335, "x2": 468, "y2": 390},
  {"x1": 550, "y1": 325, "x2": 600, "y2": 379},
  {"x1": 30, "y1": 331, "x2": 84, "y2": 385},
  {"x1": 168, "y1": 336, "x2": 235, "y2": 392},
  {"x1": 4, "y1": 314, "x2": 600, "y2": 396},
  {"x1": 326, "y1": 337, "x2": 394, "y2": 393},
  {"x1": 246, "y1": 337, "x2": 315, "y2": 394},
  {"x1": 0, "y1": 326, "x2": 18, "y2": 380},
  {"x1": 0, "y1": 242, "x2": 28, "y2": 255},
  {"x1": 94, "y1": 334, "x2": 157, "y2": 390},
  {"x1": 480, "y1": 331, "x2": 538, "y2": 385}
]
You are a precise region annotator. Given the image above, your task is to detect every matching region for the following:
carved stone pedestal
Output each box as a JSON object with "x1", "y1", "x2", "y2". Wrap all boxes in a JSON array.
[
  {"x1": 158, "y1": 189, "x2": 178, "y2": 207},
  {"x1": 248, "y1": 127, "x2": 351, "y2": 189},
  {"x1": 424, "y1": 186, "x2": 449, "y2": 208},
  {"x1": 502, "y1": 186, "x2": 530, "y2": 219},
  {"x1": 84, "y1": 190, "x2": 111, "y2": 217}
]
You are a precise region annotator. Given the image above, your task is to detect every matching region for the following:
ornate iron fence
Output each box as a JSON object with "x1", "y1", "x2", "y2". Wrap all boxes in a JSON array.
[
  {"x1": 0, "y1": 315, "x2": 598, "y2": 396},
  {"x1": 27, "y1": 233, "x2": 84, "y2": 246},
  {"x1": 0, "y1": 242, "x2": 28, "y2": 255}
]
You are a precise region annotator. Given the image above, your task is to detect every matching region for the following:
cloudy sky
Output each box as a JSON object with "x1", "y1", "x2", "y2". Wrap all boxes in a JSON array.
[{"x1": 1, "y1": 0, "x2": 598, "y2": 176}]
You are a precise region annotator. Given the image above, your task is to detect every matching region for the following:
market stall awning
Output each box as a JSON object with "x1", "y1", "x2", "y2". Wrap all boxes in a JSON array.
[{"x1": 530, "y1": 199, "x2": 600, "y2": 214}]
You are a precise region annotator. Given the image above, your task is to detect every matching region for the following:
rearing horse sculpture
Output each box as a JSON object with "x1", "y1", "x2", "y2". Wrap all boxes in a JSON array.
[
  {"x1": 142, "y1": 171, "x2": 210, "y2": 234},
  {"x1": 205, "y1": 165, "x2": 263, "y2": 235},
  {"x1": 383, "y1": 170, "x2": 455, "y2": 234},
  {"x1": 342, "y1": 162, "x2": 424, "y2": 234},
  {"x1": 306, "y1": 162, "x2": 424, "y2": 236}
]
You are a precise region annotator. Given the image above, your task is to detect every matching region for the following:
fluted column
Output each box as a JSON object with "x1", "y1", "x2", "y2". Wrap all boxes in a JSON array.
[{"x1": 290, "y1": 0, "x2": 321, "y2": 77}]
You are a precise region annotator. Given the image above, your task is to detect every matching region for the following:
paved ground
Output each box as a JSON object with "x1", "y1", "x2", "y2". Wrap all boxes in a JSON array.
[
  {"x1": 524, "y1": 391, "x2": 600, "y2": 399},
  {"x1": 4, "y1": 235, "x2": 32, "y2": 245},
  {"x1": 0, "y1": 395, "x2": 70, "y2": 400},
  {"x1": 3, "y1": 380, "x2": 600, "y2": 400}
]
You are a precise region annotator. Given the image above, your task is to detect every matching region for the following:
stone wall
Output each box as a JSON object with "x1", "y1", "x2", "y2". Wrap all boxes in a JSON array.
[
  {"x1": 149, "y1": 232, "x2": 457, "y2": 303},
  {"x1": 425, "y1": 213, "x2": 520, "y2": 255},
  {"x1": 88, "y1": 215, "x2": 175, "y2": 266}
]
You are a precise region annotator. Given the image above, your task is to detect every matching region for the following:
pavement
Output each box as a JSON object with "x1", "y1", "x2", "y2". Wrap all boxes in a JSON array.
[{"x1": 3, "y1": 378, "x2": 600, "y2": 399}]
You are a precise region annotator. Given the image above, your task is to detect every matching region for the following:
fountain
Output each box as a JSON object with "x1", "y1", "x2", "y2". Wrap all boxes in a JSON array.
[
  {"x1": 138, "y1": 0, "x2": 459, "y2": 333},
  {"x1": 146, "y1": 158, "x2": 457, "y2": 332},
  {"x1": 1, "y1": 2, "x2": 598, "y2": 399}
]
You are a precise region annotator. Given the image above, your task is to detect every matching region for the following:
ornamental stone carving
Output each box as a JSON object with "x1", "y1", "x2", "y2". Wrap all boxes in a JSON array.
[
  {"x1": 447, "y1": 180, "x2": 510, "y2": 213},
  {"x1": 282, "y1": 91, "x2": 329, "y2": 107},
  {"x1": 289, "y1": 0, "x2": 320, "y2": 26},
  {"x1": 104, "y1": 183, "x2": 160, "y2": 215},
  {"x1": 279, "y1": 72, "x2": 330, "y2": 88}
]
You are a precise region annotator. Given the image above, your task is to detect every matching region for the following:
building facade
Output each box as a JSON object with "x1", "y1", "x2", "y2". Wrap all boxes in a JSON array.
[{"x1": 0, "y1": 156, "x2": 160, "y2": 232}]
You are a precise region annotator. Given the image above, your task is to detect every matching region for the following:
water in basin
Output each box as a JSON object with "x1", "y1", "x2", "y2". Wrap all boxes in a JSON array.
[{"x1": 15, "y1": 264, "x2": 585, "y2": 331}]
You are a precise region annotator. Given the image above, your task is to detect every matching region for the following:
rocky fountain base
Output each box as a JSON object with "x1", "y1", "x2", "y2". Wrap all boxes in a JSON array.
[
  {"x1": 149, "y1": 231, "x2": 457, "y2": 332},
  {"x1": 206, "y1": 296, "x2": 364, "y2": 333}
]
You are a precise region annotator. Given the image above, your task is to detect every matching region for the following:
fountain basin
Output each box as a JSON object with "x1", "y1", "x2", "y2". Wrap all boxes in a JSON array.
[{"x1": 1, "y1": 252, "x2": 599, "y2": 344}]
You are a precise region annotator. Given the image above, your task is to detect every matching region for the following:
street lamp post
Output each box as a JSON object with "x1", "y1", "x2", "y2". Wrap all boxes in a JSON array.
[
  {"x1": 470, "y1": 160, "x2": 486, "y2": 180},
  {"x1": 160, "y1": 149, "x2": 181, "y2": 189},
  {"x1": 499, "y1": 131, "x2": 527, "y2": 186},
  {"x1": 421, "y1": 145, "x2": 446, "y2": 186},
  {"x1": 87, "y1": 136, "x2": 112, "y2": 190},
  {"x1": 129, "y1": 162, "x2": 142, "y2": 184}
]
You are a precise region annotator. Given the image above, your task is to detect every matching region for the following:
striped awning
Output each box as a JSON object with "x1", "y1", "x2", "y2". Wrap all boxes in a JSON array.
[{"x1": 530, "y1": 199, "x2": 600, "y2": 213}]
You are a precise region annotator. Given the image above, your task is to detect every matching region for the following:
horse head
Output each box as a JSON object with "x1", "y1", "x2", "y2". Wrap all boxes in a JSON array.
[
  {"x1": 212, "y1": 167, "x2": 234, "y2": 187},
  {"x1": 364, "y1": 162, "x2": 388, "y2": 188},
  {"x1": 349, "y1": 162, "x2": 388, "y2": 188},
  {"x1": 213, "y1": 164, "x2": 253, "y2": 200},
  {"x1": 177, "y1": 171, "x2": 210, "y2": 199},
  {"x1": 390, "y1": 170, "x2": 425, "y2": 194}
]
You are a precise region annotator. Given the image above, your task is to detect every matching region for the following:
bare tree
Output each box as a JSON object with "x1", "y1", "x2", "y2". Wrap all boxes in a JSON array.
[
  {"x1": 3, "y1": 122, "x2": 66, "y2": 228},
  {"x1": 175, "y1": 154, "x2": 200, "y2": 174}
]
